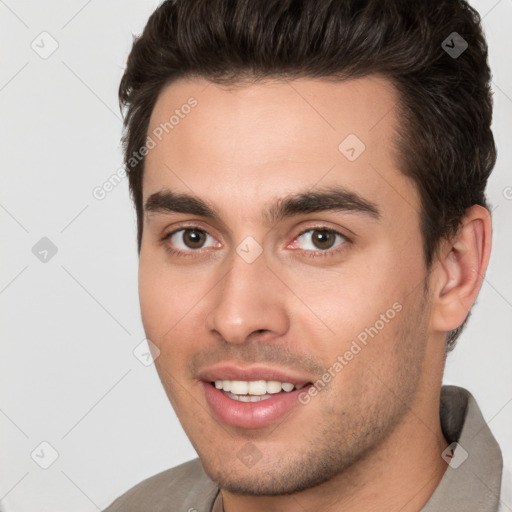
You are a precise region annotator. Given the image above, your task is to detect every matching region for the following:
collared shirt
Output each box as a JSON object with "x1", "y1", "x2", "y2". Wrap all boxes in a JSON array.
[{"x1": 103, "y1": 385, "x2": 508, "y2": 512}]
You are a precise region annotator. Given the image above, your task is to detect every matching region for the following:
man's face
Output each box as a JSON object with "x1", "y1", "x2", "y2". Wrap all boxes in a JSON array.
[{"x1": 139, "y1": 75, "x2": 434, "y2": 494}]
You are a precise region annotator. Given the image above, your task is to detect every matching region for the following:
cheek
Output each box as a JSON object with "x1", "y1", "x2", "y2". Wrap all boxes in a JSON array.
[
  {"x1": 324, "y1": 296, "x2": 425, "y2": 418},
  {"x1": 138, "y1": 253, "x2": 218, "y2": 390},
  {"x1": 302, "y1": 267, "x2": 421, "y2": 384},
  {"x1": 138, "y1": 251, "x2": 200, "y2": 342},
  {"x1": 293, "y1": 261, "x2": 402, "y2": 340}
]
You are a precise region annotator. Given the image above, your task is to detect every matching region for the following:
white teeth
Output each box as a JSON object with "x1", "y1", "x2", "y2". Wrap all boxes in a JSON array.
[
  {"x1": 225, "y1": 391, "x2": 272, "y2": 402},
  {"x1": 266, "y1": 381, "x2": 282, "y2": 394},
  {"x1": 281, "y1": 382, "x2": 294, "y2": 392},
  {"x1": 213, "y1": 379, "x2": 304, "y2": 396},
  {"x1": 230, "y1": 381, "x2": 249, "y2": 395},
  {"x1": 248, "y1": 380, "x2": 267, "y2": 395}
]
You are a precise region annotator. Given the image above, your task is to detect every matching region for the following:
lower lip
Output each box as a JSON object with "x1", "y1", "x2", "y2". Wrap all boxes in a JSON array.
[{"x1": 202, "y1": 382, "x2": 311, "y2": 429}]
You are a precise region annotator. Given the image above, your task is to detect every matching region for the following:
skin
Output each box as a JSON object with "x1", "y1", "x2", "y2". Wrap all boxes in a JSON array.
[{"x1": 138, "y1": 75, "x2": 492, "y2": 512}]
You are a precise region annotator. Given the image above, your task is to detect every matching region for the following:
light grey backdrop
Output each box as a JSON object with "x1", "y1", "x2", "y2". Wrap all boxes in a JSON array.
[{"x1": 1, "y1": 1, "x2": 511, "y2": 510}]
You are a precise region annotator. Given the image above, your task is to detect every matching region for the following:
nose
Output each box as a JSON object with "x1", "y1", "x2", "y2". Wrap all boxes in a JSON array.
[{"x1": 205, "y1": 245, "x2": 290, "y2": 345}]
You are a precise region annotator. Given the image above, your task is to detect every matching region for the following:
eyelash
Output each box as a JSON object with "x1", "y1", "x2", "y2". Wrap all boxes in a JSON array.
[{"x1": 160, "y1": 225, "x2": 350, "y2": 260}]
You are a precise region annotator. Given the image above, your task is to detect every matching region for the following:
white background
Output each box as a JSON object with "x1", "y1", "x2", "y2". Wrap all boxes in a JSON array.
[{"x1": 1, "y1": 1, "x2": 511, "y2": 510}]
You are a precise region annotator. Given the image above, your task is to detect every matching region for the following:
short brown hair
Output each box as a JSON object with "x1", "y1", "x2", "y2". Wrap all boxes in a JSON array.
[{"x1": 119, "y1": 0, "x2": 496, "y2": 349}]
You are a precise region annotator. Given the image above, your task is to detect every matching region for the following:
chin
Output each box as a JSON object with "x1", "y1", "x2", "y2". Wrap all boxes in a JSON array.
[{"x1": 197, "y1": 445, "x2": 355, "y2": 497}]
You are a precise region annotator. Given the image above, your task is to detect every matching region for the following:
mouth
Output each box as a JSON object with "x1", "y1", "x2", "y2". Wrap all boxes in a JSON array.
[
  {"x1": 198, "y1": 367, "x2": 314, "y2": 429},
  {"x1": 211, "y1": 379, "x2": 308, "y2": 402}
]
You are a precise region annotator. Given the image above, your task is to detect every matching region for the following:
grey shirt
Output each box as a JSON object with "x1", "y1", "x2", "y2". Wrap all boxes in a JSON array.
[{"x1": 103, "y1": 385, "x2": 504, "y2": 511}]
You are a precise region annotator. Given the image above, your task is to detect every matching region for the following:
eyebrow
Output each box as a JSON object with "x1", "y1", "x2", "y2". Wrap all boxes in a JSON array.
[{"x1": 144, "y1": 185, "x2": 381, "y2": 225}]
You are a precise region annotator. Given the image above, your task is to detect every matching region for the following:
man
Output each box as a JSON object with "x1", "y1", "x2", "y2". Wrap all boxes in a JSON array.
[{"x1": 104, "y1": 0, "x2": 509, "y2": 510}]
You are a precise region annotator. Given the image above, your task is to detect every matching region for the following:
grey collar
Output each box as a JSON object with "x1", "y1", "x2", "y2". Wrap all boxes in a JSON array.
[{"x1": 421, "y1": 385, "x2": 503, "y2": 511}]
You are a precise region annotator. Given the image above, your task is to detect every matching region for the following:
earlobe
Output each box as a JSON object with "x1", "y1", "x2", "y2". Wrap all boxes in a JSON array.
[{"x1": 430, "y1": 205, "x2": 492, "y2": 333}]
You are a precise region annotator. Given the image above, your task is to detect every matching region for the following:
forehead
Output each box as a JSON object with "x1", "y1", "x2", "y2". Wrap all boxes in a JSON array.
[{"x1": 143, "y1": 75, "x2": 420, "y2": 224}]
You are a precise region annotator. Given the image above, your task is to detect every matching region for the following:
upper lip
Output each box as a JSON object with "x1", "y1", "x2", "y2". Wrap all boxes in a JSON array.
[{"x1": 197, "y1": 364, "x2": 314, "y2": 386}]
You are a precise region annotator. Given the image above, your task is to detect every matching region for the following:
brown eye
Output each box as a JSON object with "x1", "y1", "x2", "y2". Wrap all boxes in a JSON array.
[
  {"x1": 311, "y1": 230, "x2": 337, "y2": 250},
  {"x1": 182, "y1": 229, "x2": 207, "y2": 249},
  {"x1": 294, "y1": 228, "x2": 347, "y2": 253},
  {"x1": 166, "y1": 228, "x2": 217, "y2": 251}
]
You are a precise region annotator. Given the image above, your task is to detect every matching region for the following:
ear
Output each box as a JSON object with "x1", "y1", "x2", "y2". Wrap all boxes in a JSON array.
[{"x1": 429, "y1": 205, "x2": 492, "y2": 334}]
